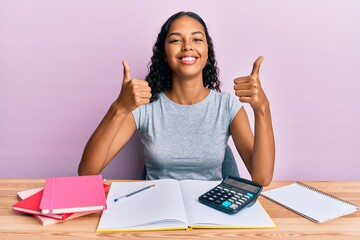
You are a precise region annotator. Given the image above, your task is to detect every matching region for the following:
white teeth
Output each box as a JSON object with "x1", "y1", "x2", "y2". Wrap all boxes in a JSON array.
[{"x1": 181, "y1": 57, "x2": 195, "y2": 61}]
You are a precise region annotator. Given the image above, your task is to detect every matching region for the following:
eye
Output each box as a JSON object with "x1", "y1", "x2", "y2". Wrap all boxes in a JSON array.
[
  {"x1": 193, "y1": 38, "x2": 204, "y2": 42},
  {"x1": 169, "y1": 39, "x2": 181, "y2": 43}
]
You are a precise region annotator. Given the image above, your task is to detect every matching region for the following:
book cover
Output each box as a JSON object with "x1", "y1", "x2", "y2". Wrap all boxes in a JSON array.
[
  {"x1": 17, "y1": 187, "x2": 43, "y2": 201},
  {"x1": 40, "y1": 175, "x2": 107, "y2": 214},
  {"x1": 261, "y1": 182, "x2": 358, "y2": 223}
]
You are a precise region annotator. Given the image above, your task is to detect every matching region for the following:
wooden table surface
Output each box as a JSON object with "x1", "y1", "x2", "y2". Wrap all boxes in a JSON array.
[{"x1": 1, "y1": 179, "x2": 359, "y2": 240}]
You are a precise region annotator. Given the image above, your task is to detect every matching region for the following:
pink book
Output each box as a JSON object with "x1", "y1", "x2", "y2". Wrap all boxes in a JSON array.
[{"x1": 40, "y1": 175, "x2": 107, "y2": 214}]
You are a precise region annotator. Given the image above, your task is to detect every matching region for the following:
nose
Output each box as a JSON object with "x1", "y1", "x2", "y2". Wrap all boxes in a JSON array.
[{"x1": 182, "y1": 41, "x2": 193, "y2": 51}]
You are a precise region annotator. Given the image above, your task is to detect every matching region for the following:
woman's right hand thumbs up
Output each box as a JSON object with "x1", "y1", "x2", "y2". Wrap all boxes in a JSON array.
[{"x1": 115, "y1": 61, "x2": 152, "y2": 113}]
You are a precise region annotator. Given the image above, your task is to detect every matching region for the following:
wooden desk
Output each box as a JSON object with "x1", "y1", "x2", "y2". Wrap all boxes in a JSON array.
[{"x1": 1, "y1": 179, "x2": 359, "y2": 240}]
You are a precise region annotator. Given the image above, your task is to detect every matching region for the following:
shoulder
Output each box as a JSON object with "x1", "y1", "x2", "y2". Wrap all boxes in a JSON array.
[
  {"x1": 209, "y1": 90, "x2": 243, "y2": 122},
  {"x1": 209, "y1": 90, "x2": 241, "y2": 106}
]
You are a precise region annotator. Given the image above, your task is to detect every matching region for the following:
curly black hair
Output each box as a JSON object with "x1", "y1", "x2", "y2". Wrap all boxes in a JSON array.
[{"x1": 146, "y1": 11, "x2": 221, "y2": 102}]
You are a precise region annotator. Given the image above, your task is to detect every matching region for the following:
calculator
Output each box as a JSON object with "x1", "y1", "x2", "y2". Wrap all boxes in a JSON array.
[{"x1": 198, "y1": 176, "x2": 263, "y2": 214}]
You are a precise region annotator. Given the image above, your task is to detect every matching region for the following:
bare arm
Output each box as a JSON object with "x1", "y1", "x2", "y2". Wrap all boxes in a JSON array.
[
  {"x1": 231, "y1": 57, "x2": 275, "y2": 186},
  {"x1": 78, "y1": 106, "x2": 136, "y2": 176},
  {"x1": 78, "y1": 61, "x2": 151, "y2": 175}
]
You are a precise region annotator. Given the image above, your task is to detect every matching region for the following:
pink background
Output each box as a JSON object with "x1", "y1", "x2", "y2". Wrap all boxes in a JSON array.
[{"x1": 1, "y1": 1, "x2": 359, "y2": 180}]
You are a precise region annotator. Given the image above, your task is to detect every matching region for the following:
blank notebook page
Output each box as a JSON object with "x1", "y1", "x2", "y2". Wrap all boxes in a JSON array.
[{"x1": 261, "y1": 182, "x2": 358, "y2": 223}]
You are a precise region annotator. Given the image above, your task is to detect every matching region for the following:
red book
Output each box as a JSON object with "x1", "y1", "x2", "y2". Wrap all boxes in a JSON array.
[
  {"x1": 13, "y1": 189, "x2": 71, "y2": 220},
  {"x1": 40, "y1": 175, "x2": 107, "y2": 214}
]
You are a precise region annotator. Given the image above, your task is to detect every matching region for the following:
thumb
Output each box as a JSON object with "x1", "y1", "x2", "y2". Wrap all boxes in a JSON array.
[
  {"x1": 122, "y1": 60, "x2": 131, "y2": 82},
  {"x1": 250, "y1": 56, "x2": 264, "y2": 76}
]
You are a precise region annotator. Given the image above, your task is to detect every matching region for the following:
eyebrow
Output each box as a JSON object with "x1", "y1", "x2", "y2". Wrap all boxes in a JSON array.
[{"x1": 167, "y1": 31, "x2": 205, "y2": 38}]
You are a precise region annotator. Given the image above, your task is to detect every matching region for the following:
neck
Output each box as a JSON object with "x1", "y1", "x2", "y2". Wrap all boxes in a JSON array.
[{"x1": 165, "y1": 75, "x2": 209, "y2": 105}]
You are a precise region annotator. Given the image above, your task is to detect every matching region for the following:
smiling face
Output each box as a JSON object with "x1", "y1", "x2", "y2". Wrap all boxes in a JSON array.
[{"x1": 164, "y1": 16, "x2": 208, "y2": 81}]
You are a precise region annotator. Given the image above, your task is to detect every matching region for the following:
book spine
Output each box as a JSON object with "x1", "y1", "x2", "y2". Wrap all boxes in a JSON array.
[
  {"x1": 49, "y1": 177, "x2": 55, "y2": 214},
  {"x1": 295, "y1": 182, "x2": 358, "y2": 208},
  {"x1": 40, "y1": 178, "x2": 54, "y2": 214}
]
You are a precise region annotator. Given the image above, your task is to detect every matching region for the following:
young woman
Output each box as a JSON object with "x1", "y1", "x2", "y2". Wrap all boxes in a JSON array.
[{"x1": 78, "y1": 11, "x2": 275, "y2": 186}]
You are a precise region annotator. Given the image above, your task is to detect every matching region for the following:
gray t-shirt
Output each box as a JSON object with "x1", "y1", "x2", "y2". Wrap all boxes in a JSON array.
[{"x1": 132, "y1": 90, "x2": 243, "y2": 180}]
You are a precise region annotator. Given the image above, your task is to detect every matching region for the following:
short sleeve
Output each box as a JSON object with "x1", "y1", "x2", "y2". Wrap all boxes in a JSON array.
[
  {"x1": 227, "y1": 93, "x2": 243, "y2": 123},
  {"x1": 132, "y1": 106, "x2": 144, "y2": 130}
]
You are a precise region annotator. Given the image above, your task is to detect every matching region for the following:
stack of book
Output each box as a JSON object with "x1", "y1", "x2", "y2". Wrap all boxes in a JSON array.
[{"x1": 12, "y1": 175, "x2": 108, "y2": 226}]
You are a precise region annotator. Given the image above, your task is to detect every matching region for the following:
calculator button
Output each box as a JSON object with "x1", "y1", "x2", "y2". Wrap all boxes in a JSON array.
[
  {"x1": 244, "y1": 195, "x2": 250, "y2": 199},
  {"x1": 236, "y1": 192, "x2": 243, "y2": 197},
  {"x1": 221, "y1": 200, "x2": 232, "y2": 208},
  {"x1": 214, "y1": 200, "x2": 222, "y2": 205},
  {"x1": 229, "y1": 204, "x2": 239, "y2": 210},
  {"x1": 241, "y1": 197, "x2": 248, "y2": 201},
  {"x1": 224, "y1": 188, "x2": 229, "y2": 192},
  {"x1": 235, "y1": 201, "x2": 242, "y2": 205},
  {"x1": 219, "y1": 197, "x2": 225, "y2": 201},
  {"x1": 246, "y1": 193, "x2": 254, "y2": 198},
  {"x1": 201, "y1": 195, "x2": 208, "y2": 200},
  {"x1": 230, "y1": 196, "x2": 237, "y2": 201},
  {"x1": 216, "y1": 186, "x2": 223, "y2": 190},
  {"x1": 230, "y1": 190, "x2": 236, "y2": 194},
  {"x1": 208, "y1": 197, "x2": 215, "y2": 202}
]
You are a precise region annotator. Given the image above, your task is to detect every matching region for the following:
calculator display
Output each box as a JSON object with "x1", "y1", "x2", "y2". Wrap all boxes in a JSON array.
[{"x1": 224, "y1": 178, "x2": 260, "y2": 193}]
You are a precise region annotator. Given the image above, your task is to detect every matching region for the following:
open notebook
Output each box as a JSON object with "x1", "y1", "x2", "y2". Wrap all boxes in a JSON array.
[
  {"x1": 261, "y1": 182, "x2": 358, "y2": 223},
  {"x1": 97, "y1": 179, "x2": 276, "y2": 232}
]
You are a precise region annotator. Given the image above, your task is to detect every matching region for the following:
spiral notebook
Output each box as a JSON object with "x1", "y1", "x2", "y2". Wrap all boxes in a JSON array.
[{"x1": 261, "y1": 182, "x2": 358, "y2": 223}]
